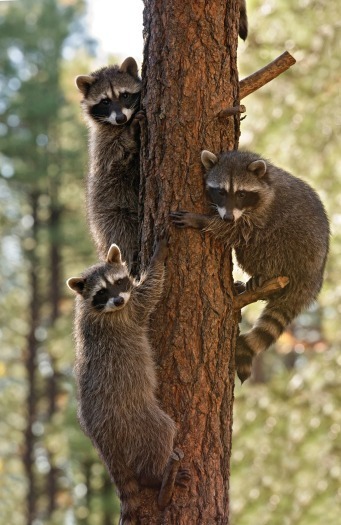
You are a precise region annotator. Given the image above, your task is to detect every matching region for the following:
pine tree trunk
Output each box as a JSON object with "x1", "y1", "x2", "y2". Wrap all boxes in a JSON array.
[
  {"x1": 23, "y1": 192, "x2": 40, "y2": 525},
  {"x1": 138, "y1": 1, "x2": 240, "y2": 522}
]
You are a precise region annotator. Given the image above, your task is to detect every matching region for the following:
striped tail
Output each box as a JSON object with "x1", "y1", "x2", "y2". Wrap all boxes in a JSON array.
[
  {"x1": 236, "y1": 304, "x2": 293, "y2": 383},
  {"x1": 239, "y1": 0, "x2": 248, "y2": 40},
  {"x1": 118, "y1": 474, "x2": 140, "y2": 525}
]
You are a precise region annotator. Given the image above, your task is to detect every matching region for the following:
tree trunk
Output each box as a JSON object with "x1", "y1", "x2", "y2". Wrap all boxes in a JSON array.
[
  {"x1": 46, "y1": 177, "x2": 62, "y2": 516},
  {"x1": 138, "y1": 1, "x2": 240, "y2": 522},
  {"x1": 23, "y1": 192, "x2": 40, "y2": 525}
]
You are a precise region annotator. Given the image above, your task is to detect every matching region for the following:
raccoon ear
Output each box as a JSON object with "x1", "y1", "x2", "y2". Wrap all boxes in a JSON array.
[
  {"x1": 248, "y1": 160, "x2": 267, "y2": 178},
  {"x1": 75, "y1": 75, "x2": 95, "y2": 95},
  {"x1": 107, "y1": 244, "x2": 123, "y2": 265},
  {"x1": 119, "y1": 57, "x2": 138, "y2": 78},
  {"x1": 67, "y1": 277, "x2": 85, "y2": 294},
  {"x1": 201, "y1": 150, "x2": 218, "y2": 172}
]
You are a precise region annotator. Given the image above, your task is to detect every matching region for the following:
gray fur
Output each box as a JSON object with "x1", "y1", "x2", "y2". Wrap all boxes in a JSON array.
[
  {"x1": 171, "y1": 150, "x2": 329, "y2": 382},
  {"x1": 76, "y1": 58, "x2": 142, "y2": 272},
  {"x1": 67, "y1": 241, "x2": 176, "y2": 524}
]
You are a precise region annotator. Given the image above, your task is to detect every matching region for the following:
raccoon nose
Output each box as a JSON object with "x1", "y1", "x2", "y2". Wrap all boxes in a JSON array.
[
  {"x1": 116, "y1": 114, "x2": 127, "y2": 124},
  {"x1": 223, "y1": 213, "x2": 234, "y2": 222},
  {"x1": 113, "y1": 296, "x2": 124, "y2": 306}
]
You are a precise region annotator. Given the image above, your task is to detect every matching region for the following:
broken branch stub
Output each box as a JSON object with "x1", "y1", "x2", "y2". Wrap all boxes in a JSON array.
[
  {"x1": 239, "y1": 51, "x2": 296, "y2": 100},
  {"x1": 233, "y1": 276, "x2": 289, "y2": 310}
]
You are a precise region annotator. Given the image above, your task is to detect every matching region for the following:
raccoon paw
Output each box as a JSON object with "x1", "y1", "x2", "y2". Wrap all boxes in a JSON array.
[
  {"x1": 170, "y1": 210, "x2": 209, "y2": 229},
  {"x1": 129, "y1": 110, "x2": 145, "y2": 136},
  {"x1": 235, "y1": 335, "x2": 253, "y2": 384},
  {"x1": 132, "y1": 109, "x2": 145, "y2": 123},
  {"x1": 234, "y1": 280, "x2": 246, "y2": 294},
  {"x1": 169, "y1": 210, "x2": 191, "y2": 228},
  {"x1": 245, "y1": 275, "x2": 266, "y2": 292},
  {"x1": 175, "y1": 468, "x2": 191, "y2": 488}
]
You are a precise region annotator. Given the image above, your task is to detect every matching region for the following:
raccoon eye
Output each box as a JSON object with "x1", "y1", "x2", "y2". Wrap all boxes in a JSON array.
[
  {"x1": 121, "y1": 92, "x2": 129, "y2": 99},
  {"x1": 218, "y1": 189, "x2": 225, "y2": 196},
  {"x1": 100, "y1": 98, "x2": 110, "y2": 105},
  {"x1": 97, "y1": 288, "x2": 106, "y2": 295},
  {"x1": 236, "y1": 191, "x2": 246, "y2": 199},
  {"x1": 116, "y1": 279, "x2": 122, "y2": 285}
]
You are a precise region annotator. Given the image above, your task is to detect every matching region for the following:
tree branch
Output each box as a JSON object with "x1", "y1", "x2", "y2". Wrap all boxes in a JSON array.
[
  {"x1": 218, "y1": 105, "x2": 246, "y2": 118},
  {"x1": 239, "y1": 51, "x2": 296, "y2": 100},
  {"x1": 233, "y1": 276, "x2": 289, "y2": 310}
]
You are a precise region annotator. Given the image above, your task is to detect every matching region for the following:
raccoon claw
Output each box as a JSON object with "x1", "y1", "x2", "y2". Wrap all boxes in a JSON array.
[
  {"x1": 172, "y1": 447, "x2": 184, "y2": 461},
  {"x1": 246, "y1": 275, "x2": 266, "y2": 292},
  {"x1": 234, "y1": 280, "x2": 246, "y2": 294},
  {"x1": 132, "y1": 109, "x2": 145, "y2": 122},
  {"x1": 175, "y1": 468, "x2": 191, "y2": 488},
  {"x1": 169, "y1": 211, "x2": 191, "y2": 228}
]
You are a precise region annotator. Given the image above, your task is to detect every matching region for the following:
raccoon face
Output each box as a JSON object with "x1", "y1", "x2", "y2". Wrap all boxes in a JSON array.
[
  {"x1": 76, "y1": 57, "x2": 141, "y2": 126},
  {"x1": 201, "y1": 150, "x2": 270, "y2": 222},
  {"x1": 91, "y1": 272, "x2": 132, "y2": 312},
  {"x1": 67, "y1": 244, "x2": 133, "y2": 313}
]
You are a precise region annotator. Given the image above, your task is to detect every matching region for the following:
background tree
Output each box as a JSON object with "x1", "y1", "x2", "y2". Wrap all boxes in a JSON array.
[{"x1": 0, "y1": 1, "x2": 120, "y2": 523}]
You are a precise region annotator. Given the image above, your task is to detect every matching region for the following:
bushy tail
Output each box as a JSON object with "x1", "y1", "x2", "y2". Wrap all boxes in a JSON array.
[
  {"x1": 236, "y1": 303, "x2": 294, "y2": 383},
  {"x1": 239, "y1": 0, "x2": 248, "y2": 40},
  {"x1": 117, "y1": 474, "x2": 140, "y2": 525}
]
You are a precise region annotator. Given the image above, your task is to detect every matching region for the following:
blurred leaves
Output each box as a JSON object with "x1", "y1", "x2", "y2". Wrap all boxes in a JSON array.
[
  {"x1": 231, "y1": 349, "x2": 341, "y2": 525},
  {"x1": 231, "y1": 2, "x2": 340, "y2": 524}
]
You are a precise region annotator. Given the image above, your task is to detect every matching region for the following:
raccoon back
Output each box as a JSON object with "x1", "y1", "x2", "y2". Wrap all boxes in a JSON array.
[{"x1": 235, "y1": 168, "x2": 329, "y2": 308}]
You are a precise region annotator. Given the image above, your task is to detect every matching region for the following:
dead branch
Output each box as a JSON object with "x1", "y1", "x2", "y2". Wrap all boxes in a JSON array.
[
  {"x1": 233, "y1": 276, "x2": 289, "y2": 310},
  {"x1": 239, "y1": 51, "x2": 296, "y2": 100},
  {"x1": 218, "y1": 105, "x2": 246, "y2": 118}
]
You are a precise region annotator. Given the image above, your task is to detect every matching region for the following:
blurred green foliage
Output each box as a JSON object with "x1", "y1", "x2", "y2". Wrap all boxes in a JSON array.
[
  {"x1": 0, "y1": 1, "x2": 120, "y2": 524},
  {"x1": 231, "y1": 1, "x2": 340, "y2": 523},
  {"x1": 0, "y1": 0, "x2": 339, "y2": 524}
]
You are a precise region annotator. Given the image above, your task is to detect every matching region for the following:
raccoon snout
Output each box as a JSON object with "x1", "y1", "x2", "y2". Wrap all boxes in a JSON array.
[
  {"x1": 107, "y1": 296, "x2": 125, "y2": 308},
  {"x1": 223, "y1": 213, "x2": 234, "y2": 222},
  {"x1": 116, "y1": 114, "x2": 127, "y2": 125},
  {"x1": 113, "y1": 296, "x2": 124, "y2": 306}
]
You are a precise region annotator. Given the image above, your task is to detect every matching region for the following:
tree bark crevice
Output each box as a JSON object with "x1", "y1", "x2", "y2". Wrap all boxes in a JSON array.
[{"x1": 139, "y1": 2, "x2": 240, "y2": 522}]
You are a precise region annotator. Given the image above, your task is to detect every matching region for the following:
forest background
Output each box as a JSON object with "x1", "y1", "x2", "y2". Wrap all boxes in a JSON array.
[{"x1": 0, "y1": 0, "x2": 340, "y2": 524}]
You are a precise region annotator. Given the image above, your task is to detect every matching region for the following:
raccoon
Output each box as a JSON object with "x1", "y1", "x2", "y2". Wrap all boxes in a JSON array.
[
  {"x1": 239, "y1": 0, "x2": 248, "y2": 40},
  {"x1": 76, "y1": 57, "x2": 142, "y2": 272},
  {"x1": 67, "y1": 240, "x2": 189, "y2": 523},
  {"x1": 171, "y1": 150, "x2": 329, "y2": 383}
]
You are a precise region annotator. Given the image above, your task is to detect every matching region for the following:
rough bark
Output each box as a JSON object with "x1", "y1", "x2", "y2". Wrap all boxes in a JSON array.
[{"x1": 138, "y1": 1, "x2": 241, "y2": 523}]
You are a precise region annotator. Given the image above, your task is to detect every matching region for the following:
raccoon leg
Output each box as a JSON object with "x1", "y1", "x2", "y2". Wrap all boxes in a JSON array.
[
  {"x1": 116, "y1": 471, "x2": 140, "y2": 525},
  {"x1": 158, "y1": 448, "x2": 191, "y2": 510},
  {"x1": 170, "y1": 210, "x2": 211, "y2": 230},
  {"x1": 236, "y1": 302, "x2": 293, "y2": 383}
]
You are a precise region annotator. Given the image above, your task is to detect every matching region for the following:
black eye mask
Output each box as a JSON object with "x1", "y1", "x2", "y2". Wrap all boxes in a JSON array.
[{"x1": 91, "y1": 277, "x2": 131, "y2": 311}]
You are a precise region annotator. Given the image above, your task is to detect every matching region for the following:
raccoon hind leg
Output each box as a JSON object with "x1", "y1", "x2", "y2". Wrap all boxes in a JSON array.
[
  {"x1": 114, "y1": 468, "x2": 140, "y2": 525},
  {"x1": 158, "y1": 448, "x2": 191, "y2": 510},
  {"x1": 236, "y1": 303, "x2": 293, "y2": 383}
]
